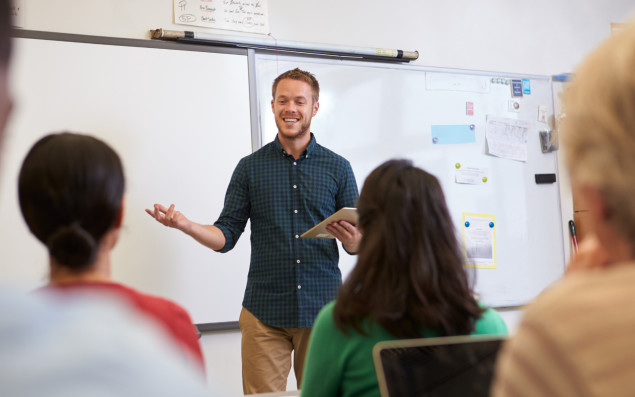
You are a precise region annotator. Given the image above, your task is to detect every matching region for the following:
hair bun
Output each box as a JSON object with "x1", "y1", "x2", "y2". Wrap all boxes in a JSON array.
[{"x1": 46, "y1": 222, "x2": 97, "y2": 270}]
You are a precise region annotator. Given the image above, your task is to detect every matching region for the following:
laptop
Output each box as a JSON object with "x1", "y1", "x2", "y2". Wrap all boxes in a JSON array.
[{"x1": 372, "y1": 335, "x2": 506, "y2": 397}]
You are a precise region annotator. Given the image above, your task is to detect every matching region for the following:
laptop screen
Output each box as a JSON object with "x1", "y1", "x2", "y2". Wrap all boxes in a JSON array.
[{"x1": 372, "y1": 335, "x2": 505, "y2": 397}]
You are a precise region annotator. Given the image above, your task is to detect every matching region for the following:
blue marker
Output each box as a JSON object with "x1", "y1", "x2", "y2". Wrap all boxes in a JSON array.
[{"x1": 552, "y1": 73, "x2": 572, "y2": 82}]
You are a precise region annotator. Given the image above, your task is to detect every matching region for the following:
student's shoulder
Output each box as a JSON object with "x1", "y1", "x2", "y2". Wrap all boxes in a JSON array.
[
  {"x1": 313, "y1": 300, "x2": 338, "y2": 330},
  {"x1": 474, "y1": 301, "x2": 508, "y2": 335},
  {"x1": 114, "y1": 284, "x2": 193, "y2": 322},
  {"x1": 525, "y1": 264, "x2": 635, "y2": 324},
  {"x1": 316, "y1": 300, "x2": 336, "y2": 319}
]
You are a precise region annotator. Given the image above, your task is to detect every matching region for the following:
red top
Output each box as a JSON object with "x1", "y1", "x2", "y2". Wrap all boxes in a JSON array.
[{"x1": 45, "y1": 281, "x2": 205, "y2": 372}]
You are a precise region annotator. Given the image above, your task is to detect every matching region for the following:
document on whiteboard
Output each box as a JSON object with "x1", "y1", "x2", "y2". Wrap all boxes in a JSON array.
[
  {"x1": 462, "y1": 213, "x2": 496, "y2": 269},
  {"x1": 485, "y1": 116, "x2": 532, "y2": 162},
  {"x1": 173, "y1": 0, "x2": 269, "y2": 34}
]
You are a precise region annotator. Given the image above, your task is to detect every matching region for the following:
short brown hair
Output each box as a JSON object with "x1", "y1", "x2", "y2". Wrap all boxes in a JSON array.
[
  {"x1": 561, "y1": 21, "x2": 635, "y2": 246},
  {"x1": 271, "y1": 68, "x2": 319, "y2": 103}
]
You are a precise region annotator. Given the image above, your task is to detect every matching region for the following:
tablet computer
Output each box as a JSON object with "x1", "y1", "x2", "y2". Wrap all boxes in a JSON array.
[{"x1": 300, "y1": 207, "x2": 358, "y2": 239}]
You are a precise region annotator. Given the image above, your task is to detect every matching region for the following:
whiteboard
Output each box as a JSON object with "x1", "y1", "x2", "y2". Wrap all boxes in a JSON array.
[
  {"x1": 0, "y1": 34, "x2": 567, "y2": 329},
  {"x1": 0, "y1": 34, "x2": 253, "y2": 325},
  {"x1": 254, "y1": 55, "x2": 566, "y2": 307}
]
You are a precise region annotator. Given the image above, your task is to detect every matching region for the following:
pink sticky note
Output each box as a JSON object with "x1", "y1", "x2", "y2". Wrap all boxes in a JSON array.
[
  {"x1": 466, "y1": 102, "x2": 474, "y2": 116},
  {"x1": 538, "y1": 105, "x2": 548, "y2": 123}
]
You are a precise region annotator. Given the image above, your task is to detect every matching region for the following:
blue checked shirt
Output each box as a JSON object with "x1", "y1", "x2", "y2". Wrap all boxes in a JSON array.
[{"x1": 214, "y1": 134, "x2": 358, "y2": 328}]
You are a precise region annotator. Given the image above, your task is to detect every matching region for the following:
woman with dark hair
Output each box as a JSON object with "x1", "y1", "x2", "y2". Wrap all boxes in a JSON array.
[
  {"x1": 18, "y1": 132, "x2": 205, "y2": 373},
  {"x1": 301, "y1": 159, "x2": 507, "y2": 397}
]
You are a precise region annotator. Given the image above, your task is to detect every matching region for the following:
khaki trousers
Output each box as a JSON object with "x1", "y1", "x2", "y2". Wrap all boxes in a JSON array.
[{"x1": 239, "y1": 307, "x2": 312, "y2": 395}]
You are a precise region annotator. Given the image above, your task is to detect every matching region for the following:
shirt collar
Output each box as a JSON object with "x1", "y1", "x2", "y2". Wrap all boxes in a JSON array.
[{"x1": 274, "y1": 133, "x2": 317, "y2": 159}]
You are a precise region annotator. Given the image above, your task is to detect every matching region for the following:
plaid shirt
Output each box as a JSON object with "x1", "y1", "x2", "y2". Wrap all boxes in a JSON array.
[{"x1": 214, "y1": 134, "x2": 358, "y2": 328}]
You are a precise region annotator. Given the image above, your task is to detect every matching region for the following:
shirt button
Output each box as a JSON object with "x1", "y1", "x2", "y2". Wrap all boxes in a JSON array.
[
  {"x1": 297, "y1": 285, "x2": 302, "y2": 289},
  {"x1": 293, "y1": 162, "x2": 297, "y2": 166},
  {"x1": 297, "y1": 259, "x2": 301, "y2": 264},
  {"x1": 295, "y1": 235, "x2": 299, "y2": 239},
  {"x1": 293, "y1": 185, "x2": 297, "y2": 189},
  {"x1": 294, "y1": 209, "x2": 298, "y2": 214}
]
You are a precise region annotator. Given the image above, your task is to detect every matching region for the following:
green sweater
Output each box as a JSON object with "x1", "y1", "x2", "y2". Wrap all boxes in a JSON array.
[{"x1": 300, "y1": 301, "x2": 508, "y2": 397}]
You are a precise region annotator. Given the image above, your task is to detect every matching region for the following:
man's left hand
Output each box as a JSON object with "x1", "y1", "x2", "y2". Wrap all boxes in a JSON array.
[{"x1": 326, "y1": 220, "x2": 361, "y2": 254}]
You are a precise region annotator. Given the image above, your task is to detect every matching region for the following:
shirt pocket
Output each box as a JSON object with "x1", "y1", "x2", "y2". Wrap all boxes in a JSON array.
[{"x1": 303, "y1": 172, "x2": 338, "y2": 214}]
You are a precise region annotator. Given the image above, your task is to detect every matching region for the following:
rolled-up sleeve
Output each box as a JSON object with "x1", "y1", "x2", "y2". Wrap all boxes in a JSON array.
[
  {"x1": 336, "y1": 160, "x2": 359, "y2": 210},
  {"x1": 214, "y1": 158, "x2": 251, "y2": 253}
]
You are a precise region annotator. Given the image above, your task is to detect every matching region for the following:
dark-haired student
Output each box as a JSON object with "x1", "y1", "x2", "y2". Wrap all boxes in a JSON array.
[
  {"x1": 18, "y1": 132, "x2": 205, "y2": 373},
  {"x1": 0, "y1": 1, "x2": 210, "y2": 395},
  {"x1": 300, "y1": 159, "x2": 507, "y2": 397}
]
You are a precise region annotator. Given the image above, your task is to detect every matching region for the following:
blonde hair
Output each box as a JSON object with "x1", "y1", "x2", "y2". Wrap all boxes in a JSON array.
[{"x1": 562, "y1": 21, "x2": 635, "y2": 245}]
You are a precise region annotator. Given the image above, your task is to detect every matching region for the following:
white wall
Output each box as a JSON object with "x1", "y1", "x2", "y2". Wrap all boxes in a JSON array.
[
  {"x1": 11, "y1": 1, "x2": 635, "y2": 395},
  {"x1": 17, "y1": 0, "x2": 635, "y2": 74}
]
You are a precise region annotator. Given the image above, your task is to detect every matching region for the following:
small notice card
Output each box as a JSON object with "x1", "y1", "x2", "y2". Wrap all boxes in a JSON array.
[{"x1": 174, "y1": 0, "x2": 269, "y2": 34}]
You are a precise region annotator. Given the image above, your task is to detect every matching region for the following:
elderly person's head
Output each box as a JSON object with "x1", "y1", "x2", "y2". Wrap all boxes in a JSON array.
[{"x1": 561, "y1": 22, "x2": 635, "y2": 260}]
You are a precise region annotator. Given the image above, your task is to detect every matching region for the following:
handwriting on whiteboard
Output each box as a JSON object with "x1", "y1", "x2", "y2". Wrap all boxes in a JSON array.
[{"x1": 174, "y1": 0, "x2": 269, "y2": 34}]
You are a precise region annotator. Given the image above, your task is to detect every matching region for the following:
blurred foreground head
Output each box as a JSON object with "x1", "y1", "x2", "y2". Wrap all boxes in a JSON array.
[
  {"x1": 0, "y1": 0, "x2": 13, "y2": 152},
  {"x1": 562, "y1": 22, "x2": 635, "y2": 251}
]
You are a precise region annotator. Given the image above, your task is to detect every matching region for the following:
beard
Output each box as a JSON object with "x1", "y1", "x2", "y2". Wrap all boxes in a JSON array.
[{"x1": 275, "y1": 116, "x2": 311, "y2": 141}]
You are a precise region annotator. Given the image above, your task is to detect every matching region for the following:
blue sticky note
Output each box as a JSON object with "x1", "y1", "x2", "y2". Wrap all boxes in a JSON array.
[
  {"x1": 522, "y1": 79, "x2": 531, "y2": 95},
  {"x1": 511, "y1": 79, "x2": 523, "y2": 97},
  {"x1": 431, "y1": 125, "x2": 476, "y2": 145}
]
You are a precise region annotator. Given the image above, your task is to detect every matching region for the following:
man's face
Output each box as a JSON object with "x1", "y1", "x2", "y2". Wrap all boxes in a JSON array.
[{"x1": 271, "y1": 78, "x2": 319, "y2": 141}]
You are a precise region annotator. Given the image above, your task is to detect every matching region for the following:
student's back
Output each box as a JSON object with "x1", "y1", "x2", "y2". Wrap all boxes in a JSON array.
[
  {"x1": 0, "y1": 1, "x2": 209, "y2": 395},
  {"x1": 18, "y1": 132, "x2": 204, "y2": 371},
  {"x1": 43, "y1": 280, "x2": 205, "y2": 368},
  {"x1": 0, "y1": 289, "x2": 213, "y2": 396},
  {"x1": 301, "y1": 160, "x2": 507, "y2": 397},
  {"x1": 304, "y1": 301, "x2": 506, "y2": 397}
]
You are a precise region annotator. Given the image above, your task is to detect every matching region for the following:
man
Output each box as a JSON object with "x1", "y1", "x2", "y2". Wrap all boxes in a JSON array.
[
  {"x1": 147, "y1": 68, "x2": 361, "y2": 394},
  {"x1": 491, "y1": 21, "x2": 635, "y2": 396}
]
